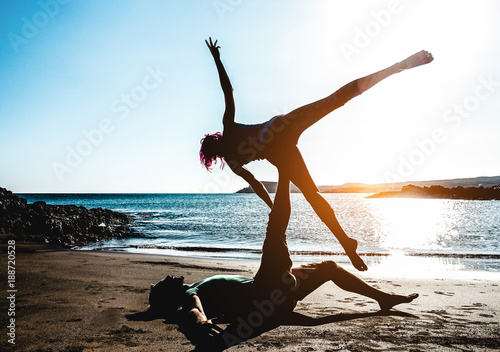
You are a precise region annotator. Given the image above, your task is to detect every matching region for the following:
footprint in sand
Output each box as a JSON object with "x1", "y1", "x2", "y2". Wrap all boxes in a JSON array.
[
  {"x1": 98, "y1": 297, "x2": 117, "y2": 304},
  {"x1": 338, "y1": 297, "x2": 355, "y2": 303},
  {"x1": 427, "y1": 309, "x2": 449, "y2": 315},
  {"x1": 434, "y1": 291, "x2": 454, "y2": 296},
  {"x1": 66, "y1": 318, "x2": 82, "y2": 322},
  {"x1": 459, "y1": 303, "x2": 486, "y2": 311}
]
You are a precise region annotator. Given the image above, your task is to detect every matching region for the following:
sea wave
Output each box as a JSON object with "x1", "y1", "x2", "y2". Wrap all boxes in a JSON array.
[{"x1": 79, "y1": 243, "x2": 500, "y2": 260}]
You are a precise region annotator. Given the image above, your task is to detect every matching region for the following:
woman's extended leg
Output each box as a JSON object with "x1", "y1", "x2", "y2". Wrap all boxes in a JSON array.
[
  {"x1": 291, "y1": 260, "x2": 418, "y2": 311},
  {"x1": 267, "y1": 51, "x2": 433, "y2": 271},
  {"x1": 280, "y1": 50, "x2": 433, "y2": 142},
  {"x1": 273, "y1": 147, "x2": 367, "y2": 271}
]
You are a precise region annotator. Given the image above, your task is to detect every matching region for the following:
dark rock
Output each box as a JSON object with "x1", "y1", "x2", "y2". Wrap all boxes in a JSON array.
[
  {"x1": 0, "y1": 187, "x2": 134, "y2": 247},
  {"x1": 366, "y1": 184, "x2": 500, "y2": 200}
]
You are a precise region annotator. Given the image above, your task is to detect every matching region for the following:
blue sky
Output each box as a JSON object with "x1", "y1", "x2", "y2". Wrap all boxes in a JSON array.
[{"x1": 1, "y1": 0, "x2": 499, "y2": 193}]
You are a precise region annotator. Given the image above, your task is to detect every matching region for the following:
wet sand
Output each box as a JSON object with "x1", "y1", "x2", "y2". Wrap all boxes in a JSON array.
[{"x1": 1, "y1": 243, "x2": 499, "y2": 351}]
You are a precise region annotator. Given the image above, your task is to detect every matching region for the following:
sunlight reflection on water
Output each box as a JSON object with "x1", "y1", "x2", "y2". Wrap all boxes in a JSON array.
[
  {"x1": 358, "y1": 252, "x2": 500, "y2": 280},
  {"x1": 20, "y1": 192, "x2": 500, "y2": 278},
  {"x1": 374, "y1": 198, "x2": 446, "y2": 251}
]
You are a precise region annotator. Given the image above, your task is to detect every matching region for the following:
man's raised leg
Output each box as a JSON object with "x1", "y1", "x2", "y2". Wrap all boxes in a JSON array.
[{"x1": 254, "y1": 171, "x2": 294, "y2": 284}]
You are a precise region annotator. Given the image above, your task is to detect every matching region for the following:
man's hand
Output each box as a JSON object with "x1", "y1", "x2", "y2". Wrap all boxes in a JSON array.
[
  {"x1": 205, "y1": 37, "x2": 221, "y2": 60},
  {"x1": 178, "y1": 319, "x2": 224, "y2": 345}
]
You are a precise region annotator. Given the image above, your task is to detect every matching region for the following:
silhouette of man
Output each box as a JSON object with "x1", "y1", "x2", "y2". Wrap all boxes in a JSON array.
[{"x1": 148, "y1": 172, "x2": 418, "y2": 346}]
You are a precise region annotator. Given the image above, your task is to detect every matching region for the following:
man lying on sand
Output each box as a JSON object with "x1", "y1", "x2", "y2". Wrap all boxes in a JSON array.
[{"x1": 148, "y1": 172, "x2": 418, "y2": 347}]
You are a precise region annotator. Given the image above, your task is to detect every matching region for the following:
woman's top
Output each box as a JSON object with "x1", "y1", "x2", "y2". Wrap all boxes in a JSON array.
[{"x1": 222, "y1": 115, "x2": 284, "y2": 169}]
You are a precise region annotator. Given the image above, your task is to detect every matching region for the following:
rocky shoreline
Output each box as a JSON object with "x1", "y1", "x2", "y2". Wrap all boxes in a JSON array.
[{"x1": 0, "y1": 187, "x2": 134, "y2": 247}]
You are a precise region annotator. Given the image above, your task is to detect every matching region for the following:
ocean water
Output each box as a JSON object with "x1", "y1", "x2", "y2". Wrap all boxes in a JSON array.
[{"x1": 18, "y1": 193, "x2": 500, "y2": 279}]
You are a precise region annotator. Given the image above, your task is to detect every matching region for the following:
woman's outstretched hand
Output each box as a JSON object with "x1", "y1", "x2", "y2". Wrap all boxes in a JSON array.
[{"x1": 205, "y1": 37, "x2": 221, "y2": 60}]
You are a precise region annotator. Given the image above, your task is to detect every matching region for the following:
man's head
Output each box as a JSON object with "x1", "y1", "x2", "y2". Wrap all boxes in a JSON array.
[{"x1": 148, "y1": 275, "x2": 187, "y2": 315}]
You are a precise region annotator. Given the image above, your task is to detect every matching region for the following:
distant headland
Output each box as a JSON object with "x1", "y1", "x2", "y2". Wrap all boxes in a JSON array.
[
  {"x1": 367, "y1": 184, "x2": 500, "y2": 200},
  {"x1": 236, "y1": 175, "x2": 500, "y2": 200}
]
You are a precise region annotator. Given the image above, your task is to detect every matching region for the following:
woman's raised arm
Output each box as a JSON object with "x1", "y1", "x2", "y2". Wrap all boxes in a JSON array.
[{"x1": 206, "y1": 37, "x2": 235, "y2": 127}]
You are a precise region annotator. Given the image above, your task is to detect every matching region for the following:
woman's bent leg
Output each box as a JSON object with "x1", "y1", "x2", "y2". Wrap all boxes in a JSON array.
[
  {"x1": 276, "y1": 147, "x2": 367, "y2": 271},
  {"x1": 300, "y1": 188, "x2": 367, "y2": 271}
]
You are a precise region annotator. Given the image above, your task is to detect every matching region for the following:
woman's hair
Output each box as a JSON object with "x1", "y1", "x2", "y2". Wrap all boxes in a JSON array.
[{"x1": 200, "y1": 132, "x2": 225, "y2": 171}]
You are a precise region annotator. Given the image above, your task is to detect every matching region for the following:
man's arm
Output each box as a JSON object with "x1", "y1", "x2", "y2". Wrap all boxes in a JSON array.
[
  {"x1": 206, "y1": 37, "x2": 235, "y2": 128},
  {"x1": 184, "y1": 294, "x2": 208, "y2": 324},
  {"x1": 230, "y1": 164, "x2": 273, "y2": 209},
  {"x1": 178, "y1": 294, "x2": 222, "y2": 344}
]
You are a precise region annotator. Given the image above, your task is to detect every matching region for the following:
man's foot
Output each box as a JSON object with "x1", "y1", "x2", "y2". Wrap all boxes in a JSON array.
[
  {"x1": 399, "y1": 50, "x2": 434, "y2": 70},
  {"x1": 344, "y1": 237, "x2": 368, "y2": 272},
  {"x1": 378, "y1": 293, "x2": 419, "y2": 311}
]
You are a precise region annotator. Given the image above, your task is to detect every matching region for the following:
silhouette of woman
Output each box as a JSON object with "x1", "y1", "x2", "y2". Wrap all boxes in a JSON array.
[{"x1": 200, "y1": 37, "x2": 433, "y2": 271}]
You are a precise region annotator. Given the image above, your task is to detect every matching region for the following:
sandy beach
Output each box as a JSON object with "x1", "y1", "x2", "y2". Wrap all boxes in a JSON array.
[{"x1": 1, "y1": 243, "x2": 499, "y2": 352}]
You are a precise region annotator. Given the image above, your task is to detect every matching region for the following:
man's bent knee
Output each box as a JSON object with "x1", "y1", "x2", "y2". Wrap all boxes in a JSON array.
[{"x1": 319, "y1": 260, "x2": 338, "y2": 272}]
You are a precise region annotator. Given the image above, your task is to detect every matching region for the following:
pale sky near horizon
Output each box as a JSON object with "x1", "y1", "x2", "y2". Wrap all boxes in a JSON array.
[{"x1": 1, "y1": 0, "x2": 499, "y2": 193}]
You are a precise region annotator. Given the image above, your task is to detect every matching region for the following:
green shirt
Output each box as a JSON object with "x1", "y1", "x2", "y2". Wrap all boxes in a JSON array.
[{"x1": 185, "y1": 275, "x2": 255, "y2": 320}]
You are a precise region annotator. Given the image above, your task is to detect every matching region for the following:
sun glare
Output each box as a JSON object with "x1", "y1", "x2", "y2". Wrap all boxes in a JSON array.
[
  {"x1": 305, "y1": 0, "x2": 495, "y2": 186},
  {"x1": 374, "y1": 198, "x2": 446, "y2": 252}
]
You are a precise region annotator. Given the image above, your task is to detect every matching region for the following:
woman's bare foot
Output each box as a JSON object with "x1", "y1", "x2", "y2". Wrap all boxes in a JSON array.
[
  {"x1": 378, "y1": 293, "x2": 419, "y2": 311},
  {"x1": 344, "y1": 237, "x2": 368, "y2": 272},
  {"x1": 399, "y1": 50, "x2": 434, "y2": 70}
]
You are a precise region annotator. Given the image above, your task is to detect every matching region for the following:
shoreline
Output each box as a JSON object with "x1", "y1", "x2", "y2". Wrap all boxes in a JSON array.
[
  {"x1": 2, "y1": 243, "x2": 500, "y2": 351},
  {"x1": 74, "y1": 245, "x2": 500, "y2": 281}
]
